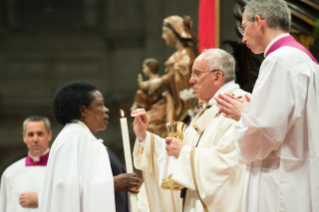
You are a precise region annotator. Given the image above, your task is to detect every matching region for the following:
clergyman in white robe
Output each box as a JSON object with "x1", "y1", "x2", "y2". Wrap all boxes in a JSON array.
[
  {"x1": 134, "y1": 81, "x2": 246, "y2": 211},
  {"x1": 39, "y1": 120, "x2": 115, "y2": 212},
  {"x1": 235, "y1": 34, "x2": 319, "y2": 211},
  {"x1": 0, "y1": 150, "x2": 49, "y2": 212}
]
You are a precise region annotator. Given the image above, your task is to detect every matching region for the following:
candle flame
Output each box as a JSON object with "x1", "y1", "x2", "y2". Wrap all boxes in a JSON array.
[{"x1": 120, "y1": 109, "x2": 125, "y2": 117}]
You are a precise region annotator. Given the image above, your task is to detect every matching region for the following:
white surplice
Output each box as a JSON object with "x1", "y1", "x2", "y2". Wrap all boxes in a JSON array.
[
  {"x1": 39, "y1": 120, "x2": 115, "y2": 212},
  {"x1": 0, "y1": 158, "x2": 46, "y2": 212},
  {"x1": 134, "y1": 81, "x2": 246, "y2": 212},
  {"x1": 235, "y1": 35, "x2": 319, "y2": 212}
]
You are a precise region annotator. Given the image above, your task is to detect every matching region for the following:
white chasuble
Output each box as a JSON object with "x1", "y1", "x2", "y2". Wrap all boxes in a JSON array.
[
  {"x1": 0, "y1": 159, "x2": 46, "y2": 212},
  {"x1": 134, "y1": 82, "x2": 246, "y2": 212},
  {"x1": 235, "y1": 38, "x2": 319, "y2": 211},
  {"x1": 137, "y1": 183, "x2": 150, "y2": 212},
  {"x1": 39, "y1": 120, "x2": 115, "y2": 212},
  {"x1": 134, "y1": 133, "x2": 181, "y2": 212}
]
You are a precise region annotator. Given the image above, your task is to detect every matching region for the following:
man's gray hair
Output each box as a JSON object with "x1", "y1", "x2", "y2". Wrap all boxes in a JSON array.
[
  {"x1": 23, "y1": 115, "x2": 51, "y2": 133},
  {"x1": 203, "y1": 49, "x2": 236, "y2": 83},
  {"x1": 246, "y1": 0, "x2": 291, "y2": 33}
]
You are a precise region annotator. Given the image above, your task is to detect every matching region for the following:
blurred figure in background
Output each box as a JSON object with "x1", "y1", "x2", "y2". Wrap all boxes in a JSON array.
[
  {"x1": 131, "y1": 58, "x2": 162, "y2": 112},
  {"x1": 0, "y1": 116, "x2": 52, "y2": 212}
]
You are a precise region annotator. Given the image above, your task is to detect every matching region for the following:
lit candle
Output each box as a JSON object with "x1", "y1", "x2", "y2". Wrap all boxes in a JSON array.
[{"x1": 120, "y1": 109, "x2": 137, "y2": 212}]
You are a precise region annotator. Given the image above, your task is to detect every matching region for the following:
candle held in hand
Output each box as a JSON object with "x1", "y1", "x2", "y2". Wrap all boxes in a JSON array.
[
  {"x1": 119, "y1": 109, "x2": 137, "y2": 212},
  {"x1": 120, "y1": 109, "x2": 134, "y2": 173}
]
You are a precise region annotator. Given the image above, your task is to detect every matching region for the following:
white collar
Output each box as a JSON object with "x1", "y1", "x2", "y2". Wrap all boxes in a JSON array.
[
  {"x1": 28, "y1": 148, "x2": 50, "y2": 162},
  {"x1": 264, "y1": 33, "x2": 290, "y2": 57},
  {"x1": 208, "y1": 80, "x2": 240, "y2": 105},
  {"x1": 71, "y1": 119, "x2": 92, "y2": 133},
  {"x1": 71, "y1": 119, "x2": 104, "y2": 143}
]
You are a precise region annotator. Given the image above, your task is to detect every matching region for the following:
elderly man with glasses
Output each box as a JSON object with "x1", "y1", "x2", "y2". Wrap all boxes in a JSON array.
[
  {"x1": 215, "y1": 0, "x2": 319, "y2": 211},
  {"x1": 132, "y1": 49, "x2": 247, "y2": 212}
]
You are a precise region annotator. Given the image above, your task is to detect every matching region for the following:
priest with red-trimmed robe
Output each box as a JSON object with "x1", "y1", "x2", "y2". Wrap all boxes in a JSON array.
[
  {"x1": 215, "y1": 1, "x2": 319, "y2": 211},
  {"x1": 0, "y1": 116, "x2": 52, "y2": 212}
]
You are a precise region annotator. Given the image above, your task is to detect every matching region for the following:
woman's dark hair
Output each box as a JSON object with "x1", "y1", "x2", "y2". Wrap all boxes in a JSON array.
[{"x1": 53, "y1": 80, "x2": 97, "y2": 125}]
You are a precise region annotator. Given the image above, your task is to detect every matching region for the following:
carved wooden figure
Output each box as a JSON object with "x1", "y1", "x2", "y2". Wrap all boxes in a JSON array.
[
  {"x1": 131, "y1": 58, "x2": 162, "y2": 112},
  {"x1": 133, "y1": 15, "x2": 199, "y2": 137}
]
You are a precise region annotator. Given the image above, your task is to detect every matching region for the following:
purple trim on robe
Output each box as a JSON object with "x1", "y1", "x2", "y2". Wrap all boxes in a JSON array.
[
  {"x1": 265, "y1": 35, "x2": 318, "y2": 64},
  {"x1": 25, "y1": 150, "x2": 50, "y2": 166}
]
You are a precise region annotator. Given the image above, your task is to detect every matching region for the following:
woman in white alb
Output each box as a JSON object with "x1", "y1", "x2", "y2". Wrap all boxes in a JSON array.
[{"x1": 39, "y1": 81, "x2": 140, "y2": 212}]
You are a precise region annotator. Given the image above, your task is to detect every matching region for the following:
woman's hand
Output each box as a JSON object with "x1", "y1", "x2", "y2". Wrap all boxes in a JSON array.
[{"x1": 114, "y1": 173, "x2": 141, "y2": 194}]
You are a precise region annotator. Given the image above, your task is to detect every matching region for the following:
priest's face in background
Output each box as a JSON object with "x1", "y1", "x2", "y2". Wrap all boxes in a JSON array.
[
  {"x1": 79, "y1": 90, "x2": 110, "y2": 134},
  {"x1": 162, "y1": 26, "x2": 177, "y2": 47},
  {"x1": 189, "y1": 53, "x2": 224, "y2": 102},
  {"x1": 241, "y1": 10, "x2": 264, "y2": 54},
  {"x1": 23, "y1": 121, "x2": 52, "y2": 157}
]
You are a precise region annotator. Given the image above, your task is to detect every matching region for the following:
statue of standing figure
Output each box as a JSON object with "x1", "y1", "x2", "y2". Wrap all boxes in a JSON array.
[{"x1": 131, "y1": 15, "x2": 199, "y2": 137}]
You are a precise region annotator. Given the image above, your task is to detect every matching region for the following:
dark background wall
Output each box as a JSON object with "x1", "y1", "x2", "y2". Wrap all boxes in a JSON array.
[{"x1": 0, "y1": 0, "x2": 238, "y2": 174}]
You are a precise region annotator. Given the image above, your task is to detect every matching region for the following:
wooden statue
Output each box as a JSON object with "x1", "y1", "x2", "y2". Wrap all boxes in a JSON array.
[
  {"x1": 132, "y1": 15, "x2": 199, "y2": 137},
  {"x1": 131, "y1": 58, "x2": 162, "y2": 111}
]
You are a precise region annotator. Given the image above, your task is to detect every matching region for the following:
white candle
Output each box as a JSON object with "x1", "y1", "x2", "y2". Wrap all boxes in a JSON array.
[{"x1": 120, "y1": 109, "x2": 137, "y2": 212}]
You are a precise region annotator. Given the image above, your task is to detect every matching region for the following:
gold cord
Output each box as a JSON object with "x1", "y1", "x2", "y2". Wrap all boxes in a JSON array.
[
  {"x1": 151, "y1": 133, "x2": 163, "y2": 211},
  {"x1": 190, "y1": 147, "x2": 209, "y2": 212}
]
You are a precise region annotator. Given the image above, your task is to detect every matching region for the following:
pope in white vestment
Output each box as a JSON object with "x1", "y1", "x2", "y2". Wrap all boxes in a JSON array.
[
  {"x1": 137, "y1": 183, "x2": 150, "y2": 212},
  {"x1": 39, "y1": 120, "x2": 115, "y2": 212},
  {"x1": 134, "y1": 80, "x2": 247, "y2": 212}
]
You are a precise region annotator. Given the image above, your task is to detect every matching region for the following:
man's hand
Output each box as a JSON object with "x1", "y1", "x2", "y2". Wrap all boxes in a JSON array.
[
  {"x1": 114, "y1": 173, "x2": 141, "y2": 194},
  {"x1": 214, "y1": 93, "x2": 251, "y2": 121},
  {"x1": 166, "y1": 137, "x2": 185, "y2": 158},
  {"x1": 19, "y1": 192, "x2": 38, "y2": 208},
  {"x1": 133, "y1": 109, "x2": 149, "y2": 142}
]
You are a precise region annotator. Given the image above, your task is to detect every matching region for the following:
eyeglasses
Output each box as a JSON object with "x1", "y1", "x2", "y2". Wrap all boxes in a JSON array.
[
  {"x1": 190, "y1": 69, "x2": 221, "y2": 80},
  {"x1": 238, "y1": 17, "x2": 265, "y2": 35},
  {"x1": 238, "y1": 20, "x2": 249, "y2": 35}
]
